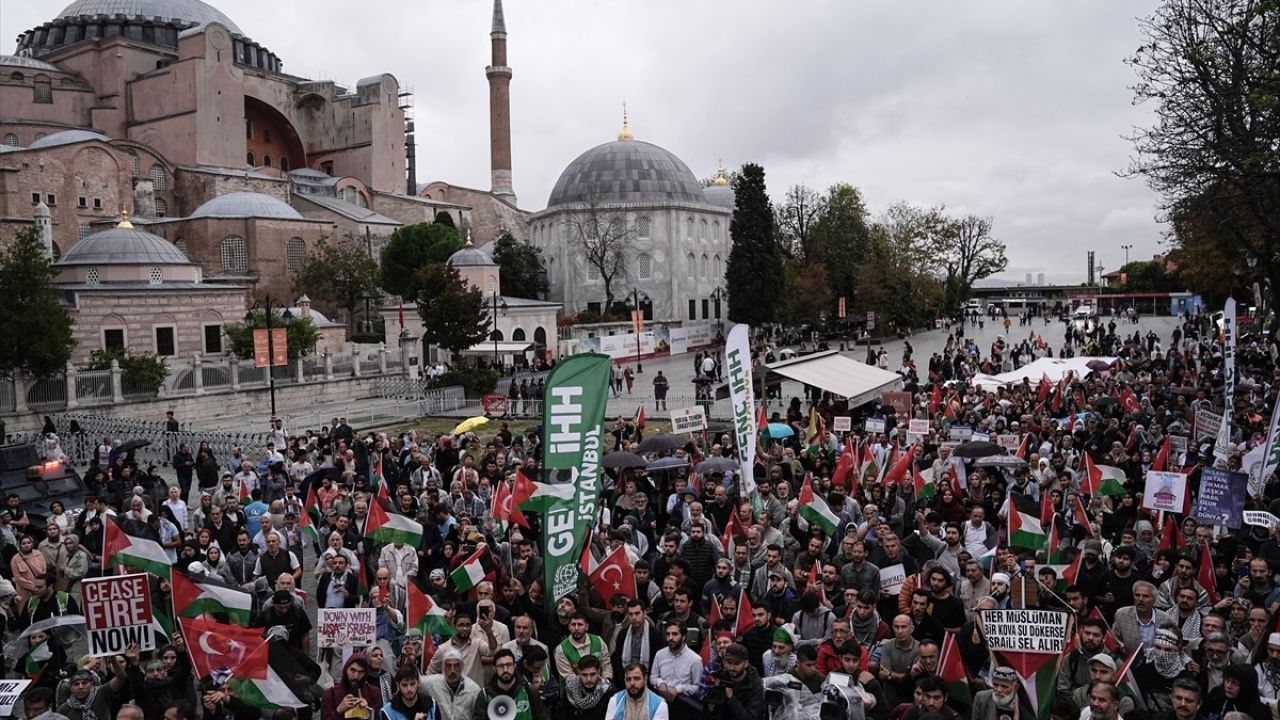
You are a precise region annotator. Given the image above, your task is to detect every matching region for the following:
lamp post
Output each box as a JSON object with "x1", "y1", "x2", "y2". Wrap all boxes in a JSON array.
[
  {"x1": 631, "y1": 288, "x2": 649, "y2": 373},
  {"x1": 245, "y1": 297, "x2": 292, "y2": 419},
  {"x1": 490, "y1": 291, "x2": 509, "y2": 371},
  {"x1": 1120, "y1": 244, "x2": 1132, "y2": 266}
]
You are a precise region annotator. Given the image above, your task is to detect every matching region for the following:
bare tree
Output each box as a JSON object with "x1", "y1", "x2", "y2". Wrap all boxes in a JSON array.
[
  {"x1": 940, "y1": 215, "x2": 1007, "y2": 307},
  {"x1": 563, "y1": 192, "x2": 634, "y2": 315},
  {"x1": 774, "y1": 184, "x2": 825, "y2": 260}
]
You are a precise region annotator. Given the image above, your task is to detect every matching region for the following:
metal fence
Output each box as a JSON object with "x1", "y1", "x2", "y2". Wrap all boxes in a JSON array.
[
  {"x1": 16, "y1": 413, "x2": 273, "y2": 469},
  {"x1": 28, "y1": 376, "x2": 67, "y2": 412}
]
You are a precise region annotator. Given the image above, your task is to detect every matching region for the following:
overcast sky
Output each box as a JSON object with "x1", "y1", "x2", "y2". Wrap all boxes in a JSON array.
[{"x1": 5, "y1": 0, "x2": 1167, "y2": 284}]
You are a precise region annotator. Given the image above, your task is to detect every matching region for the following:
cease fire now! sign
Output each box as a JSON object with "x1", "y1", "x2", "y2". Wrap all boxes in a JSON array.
[{"x1": 84, "y1": 573, "x2": 155, "y2": 657}]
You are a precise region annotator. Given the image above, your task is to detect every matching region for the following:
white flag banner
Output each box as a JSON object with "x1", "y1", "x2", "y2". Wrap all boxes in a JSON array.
[
  {"x1": 726, "y1": 324, "x2": 757, "y2": 500},
  {"x1": 1216, "y1": 298, "x2": 1236, "y2": 465}
]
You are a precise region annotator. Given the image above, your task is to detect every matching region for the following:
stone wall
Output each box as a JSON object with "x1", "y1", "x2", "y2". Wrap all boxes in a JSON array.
[{"x1": 68, "y1": 287, "x2": 248, "y2": 365}]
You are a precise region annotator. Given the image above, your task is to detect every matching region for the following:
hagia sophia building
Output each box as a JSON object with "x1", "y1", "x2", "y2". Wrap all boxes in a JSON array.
[{"x1": 0, "y1": 0, "x2": 734, "y2": 364}]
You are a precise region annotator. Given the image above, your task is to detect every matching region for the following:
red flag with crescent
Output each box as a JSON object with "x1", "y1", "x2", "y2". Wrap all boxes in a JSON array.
[
  {"x1": 179, "y1": 615, "x2": 266, "y2": 680},
  {"x1": 587, "y1": 544, "x2": 636, "y2": 602}
]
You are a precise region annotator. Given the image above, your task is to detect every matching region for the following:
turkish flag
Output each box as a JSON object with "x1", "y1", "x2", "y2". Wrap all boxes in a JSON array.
[
  {"x1": 492, "y1": 478, "x2": 513, "y2": 530},
  {"x1": 179, "y1": 616, "x2": 265, "y2": 680},
  {"x1": 509, "y1": 470, "x2": 535, "y2": 528},
  {"x1": 588, "y1": 545, "x2": 636, "y2": 602}
]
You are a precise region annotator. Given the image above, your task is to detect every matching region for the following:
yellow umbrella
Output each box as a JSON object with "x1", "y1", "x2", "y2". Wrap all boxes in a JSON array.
[{"x1": 452, "y1": 416, "x2": 490, "y2": 435}]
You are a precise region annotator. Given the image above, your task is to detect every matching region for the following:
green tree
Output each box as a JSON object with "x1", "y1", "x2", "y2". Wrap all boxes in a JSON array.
[
  {"x1": 860, "y1": 204, "x2": 949, "y2": 330},
  {"x1": 294, "y1": 237, "x2": 381, "y2": 333},
  {"x1": 778, "y1": 259, "x2": 833, "y2": 326},
  {"x1": 774, "y1": 184, "x2": 826, "y2": 260},
  {"x1": 223, "y1": 314, "x2": 322, "y2": 361},
  {"x1": 1126, "y1": 0, "x2": 1280, "y2": 314},
  {"x1": 809, "y1": 183, "x2": 873, "y2": 314},
  {"x1": 0, "y1": 227, "x2": 73, "y2": 378},
  {"x1": 1115, "y1": 260, "x2": 1182, "y2": 292},
  {"x1": 938, "y1": 215, "x2": 1007, "y2": 312},
  {"x1": 379, "y1": 222, "x2": 463, "y2": 298},
  {"x1": 87, "y1": 349, "x2": 167, "y2": 392},
  {"x1": 727, "y1": 163, "x2": 785, "y2": 324},
  {"x1": 490, "y1": 231, "x2": 549, "y2": 299},
  {"x1": 416, "y1": 263, "x2": 490, "y2": 354}
]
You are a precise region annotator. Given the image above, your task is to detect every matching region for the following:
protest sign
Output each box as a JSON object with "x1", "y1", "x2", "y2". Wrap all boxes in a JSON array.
[
  {"x1": 1142, "y1": 470, "x2": 1189, "y2": 514},
  {"x1": 1244, "y1": 510, "x2": 1280, "y2": 529},
  {"x1": 84, "y1": 573, "x2": 155, "y2": 657},
  {"x1": 908, "y1": 419, "x2": 929, "y2": 436},
  {"x1": 865, "y1": 418, "x2": 886, "y2": 434},
  {"x1": 1192, "y1": 466, "x2": 1246, "y2": 528},
  {"x1": 949, "y1": 424, "x2": 973, "y2": 441},
  {"x1": 972, "y1": 431, "x2": 991, "y2": 442},
  {"x1": 833, "y1": 416, "x2": 852, "y2": 432},
  {"x1": 882, "y1": 392, "x2": 912, "y2": 416},
  {"x1": 1169, "y1": 434, "x2": 1188, "y2": 460},
  {"x1": 316, "y1": 607, "x2": 376, "y2": 650},
  {"x1": 1195, "y1": 409, "x2": 1224, "y2": 442},
  {"x1": 0, "y1": 680, "x2": 31, "y2": 717},
  {"x1": 997, "y1": 434, "x2": 1021, "y2": 452},
  {"x1": 670, "y1": 406, "x2": 708, "y2": 434},
  {"x1": 978, "y1": 609, "x2": 1072, "y2": 654},
  {"x1": 879, "y1": 564, "x2": 906, "y2": 595}
]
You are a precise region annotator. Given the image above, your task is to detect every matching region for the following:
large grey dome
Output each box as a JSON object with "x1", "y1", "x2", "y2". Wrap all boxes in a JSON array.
[
  {"x1": 55, "y1": 0, "x2": 243, "y2": 34},
  {"x1": 547, "y1": 140, "x2": 706, "y2": 208},
  {"x1": 190, "y1": 191, "x2": 303, "y2": 220},
  {"x1": 28, "y1": 129, "x2": 110, "y2": 149},
  {"x1": 58, "y1": 222, "x2": 192, "y2": 266}
]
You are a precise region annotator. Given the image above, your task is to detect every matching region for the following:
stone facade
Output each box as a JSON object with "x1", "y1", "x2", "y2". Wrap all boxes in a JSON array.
[{"x1": 67, "y1": 287, "x2": 246, "y2": 365}]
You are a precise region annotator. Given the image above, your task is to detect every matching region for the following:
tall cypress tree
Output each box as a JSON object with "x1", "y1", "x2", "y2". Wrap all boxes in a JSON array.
[
  {"x1": 726, "y1": 163, "x2": 784, "y2": 324},
  {"x1": 0, "y1": 227, "x2": 73, "y2": 378}
]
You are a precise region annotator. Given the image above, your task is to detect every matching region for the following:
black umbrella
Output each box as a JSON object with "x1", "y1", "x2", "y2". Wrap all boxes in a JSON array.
[
  {"x1": 602, "y1": 451, "x2": 647, "y2": 469},
  {"x1": 647, "y1": 457, "x2": 689, "y2": 472},
  {"x1": 973, "y1": 455, "x2": 1029, "y2": 469},
  {"x1": 1093, "y1": 396, "x2": 1118, "y2": 409},
  {"x1": 1085, "y1": 359, "x2": 1114, "y2": 372},
  {"x1": 299, "y1": 466, "x2": 344, "y2": 500},
  {"x1": 695, "y1": 457, "x2": 738, "y2": 475},
  {"x1": 116, "y1": 439, "x2": 151, "y2": 453},
  {"x1": 951, "y1": 440, "x2": 1003, "y2": 459},
  {"x1": 637, "y1": 434, "x2": 684, "y2": 453}
]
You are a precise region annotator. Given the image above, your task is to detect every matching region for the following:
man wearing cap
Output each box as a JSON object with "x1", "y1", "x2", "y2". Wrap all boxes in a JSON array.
[
  {"x1": 1072, "y1": 655, "x2": 1135, "y2": 718},
  {"x1": 1113, "y1": 581, "x2": 1175, "y2": 655},
  {"x1": 762, "y1": 625, "x2": 797, "y2": 677},
  {"x1": 255, "y1": 588, "x2": 312, "y2": 654},
  {"x1": 972, "y1": 666, "x2": 1022, "y2": 720},
  {"x1": 751, "y1": 545, "x2": 793, "y2": 605},
  {"x1": 1058, "y1": 618, "x2": 1112, "y2": 693}
]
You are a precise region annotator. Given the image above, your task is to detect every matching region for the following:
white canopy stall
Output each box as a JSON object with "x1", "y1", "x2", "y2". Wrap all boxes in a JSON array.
[{"x1": 764, "y1": 350, "x2": 905, "y2": 407}]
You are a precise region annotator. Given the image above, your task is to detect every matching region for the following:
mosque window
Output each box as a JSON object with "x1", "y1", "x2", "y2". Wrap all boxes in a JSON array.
[
  {"x1": 2, "y1": 133, "x2": 16, "y2": 146},
  {"x1": 33, "y1": 77, "x2": 52, "y2": 104},
  {"x1": 687, "y1": 253, "x2": 695, "y2": 279},
  {"x1": 245, "y1": 119, "x2": 254, "y2": 140},
  {"x1": 86, "y1": 268, "x2": 101, "y2": 285},
  {"x1": 341, "y1": 187, "x2": 358, "y2": 204},
  {"x1": 486, "y1": 275, "x2": 497, "y2": 295},
  {"x1": 714, "y1": 254, "x2": 722, "y2": 277},
  {"x1": 103, "y1": 328, "x2": 125, "y2": 351},
  {"x1": 637, "y1": 253, "x2": 653, "y2": 280},
  {"x1": 637, "y1": 216, "x2": 651, "y2": 238},
  {"x1": 490, "y1": 329, "x2": 504, "y2": 342},
  {"x1": 128, "y1": 152, "x2": 139, "y2": 177},
  {"x1": 687, "y1": 217, "x2": 694, "y2": 241},
  {"x1": 78, "y1": 225, "x2": 91, "y2": 240},
  {"x1": 94, "y1": 198, "x2": 103, "y2": 209},
  {"x1": 512, "y1": 328, "x2": 526, "y2": 341},
  {"x1": 246, "y1": 151, "x2": 256, "y2": 166},
  {"x1": 263, "y1": 155, "x2": 272, "y2": 168},
  {"x1": 586, "y1": 262, "x2": 601, "y2": 282},
  {"x1": 712, "y1": 221, "x2": 720, "y2": 243},
  {"x1": 149, "y1": 165, "x2": 166, "y2": 192},
  {"x1": 8, "y1": 72, "x2": 22, "y2": 83},
  {"x1": 286, "y1": 237, "x2": 306, "y2": 273},
  {"x1": 700, "y1": 219, "x2": 707, "y2": 241},
  {"x1": 148, "y1": 268, "x2": 163, "y2": 285},
  {"x1": 220, "y1": 236, "x2": 248, "y2": 273},
  {"x1": 154, "y1": 327, "x2": 175, "y2": 356},
  {"x1": 154, "y1": 198, "x2": 167, "y2": 218},
  {"x1": 78, "y1": 196, "x2": 87, "y2": 208},
  {"x1": 356, "y1": 192, "x2": 368, "y2": 208},
  {"x1": 700, "y1": 254, "x2": 708, "y2": 277}
]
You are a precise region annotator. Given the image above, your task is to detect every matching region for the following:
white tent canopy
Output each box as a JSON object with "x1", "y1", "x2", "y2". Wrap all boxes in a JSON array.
[
  {"x1": 765, "y1": 350, "x2": 903, "y2": 407},
  {"x1": 460, "y1": 341, "x2": 533, "y2": 355},
  {"x1": 989, "y1": 356, "x2": 1117, "y2": 387}
]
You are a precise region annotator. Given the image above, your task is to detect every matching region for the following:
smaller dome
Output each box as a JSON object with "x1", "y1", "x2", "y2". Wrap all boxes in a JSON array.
[
  {"x1": 190, "y1": 191, "x2": 303, "y2": 220},
  {"x1": 58, "y1": 219, "x2": 192, "y2": 266},
  {"x1": 0, "y1": 55, "x2": 62, "y2": 72},
  {"x1": 447, "y1": 240, "x2": 495, "y2": 268},
  {"x1": 703, "y1": 185, "x2": 734, "y2": 210},
  {"x1": 28, "y1": 129, "x2": 110, "y2": 149}
]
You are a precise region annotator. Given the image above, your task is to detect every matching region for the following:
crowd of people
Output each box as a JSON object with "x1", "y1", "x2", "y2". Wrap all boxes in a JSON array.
[{"x1": 1, "y1": 307, "x2": 1270, "y2": 720}]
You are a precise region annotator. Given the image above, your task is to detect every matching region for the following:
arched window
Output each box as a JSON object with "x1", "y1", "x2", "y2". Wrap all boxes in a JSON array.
[
  {"x1": 8, "y1": 72, "x2": 22, "y2": 82},
  {"x1": 220, "y1": 236, "x2": 247, "y2": 273},
  {"x1": 700, "y1": 219, "x2": 707, "y2": 241},
  {"x1": 263, "y1": 154, "x2": 272, "y2": 168},
  {"x1": 637, "y1": 216, "x2": 651, "y2": 238},
  {"x1": 490, "y1": 329, "x2": 504, "y2": 341},
  {"x1": 286, "y1": 237, "x2": 306, "y2": 273},
  {"x1": 512, "y1": 328, "x2": 526, "y2": 341},
  {"x1": 355, "y1": 192, "x2": 368, "y2": 208},
  {"x1": 128, "y1": 151, "x2": 140, "y2": 177},
  {"x1": 637, "y1": 252, "x2": 653, "y2": 280},
  {"x1": 246, "y1": 151, "x2": 256, "y2": 166},
  {"x1": 586, "y1": 262, "x2": 601, "y2": 282},
  {"x1": 33, "y1": 76, "x2": 51, "y2": 103},
  {"x1": 687, "y1": 252, "x2": 695, "y2": 278},
  {"x1": 154, "y1": 198, "x2": 167, "y2": 218},
  {"x1": 341, "y1": 187, "x2": 357, "y2": 204},
  {"x1": 149, "y1": 164, "x2": 165, "y2": 192},
  {"x1": 713, "y1": 254, "x2": 722, "y2": 277},
  {"x1": 1, "y1": 133, "x2": 16, "y2": 146},
  {"x1": 534, "y1": 327, "x2": 547, "y2": 346},
  {"x1": 486, "y1": 275, "x2": 497, "y2": 295},
  {"x1": 712, "y1": 221, "x2": 720, "y2": 242},
  {"x1": 700, "y1": 254, "x2": 708, "y2": 277},
  {"x1": 687, "y1": 217, "x2": 695, "y2": 241},
  {"x1": 280, "y1": 156, "x2": 290, "y2": 171}
]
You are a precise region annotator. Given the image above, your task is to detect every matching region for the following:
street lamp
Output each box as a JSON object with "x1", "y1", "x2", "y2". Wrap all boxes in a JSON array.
[
  {"x1": 1120, "y1": 244, "x2": 1132, "y2": 265},
  {"x1": 245, "y1": 297, "x2": 293, "y2": 418},
  {"x1": 631, "y1": 288, "x2": 650, "y2": 373},
  {"x1": 490, "y1": 291, "x2": 509, "y2": 371},
  {"x1": 710, "y1": 286, "x2": 726, "y2": 320}
]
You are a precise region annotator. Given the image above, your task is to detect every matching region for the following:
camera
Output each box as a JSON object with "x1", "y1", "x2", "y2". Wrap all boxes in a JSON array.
[
  {"x1": 704, "y1": 669, "x2": 732, "y2": 705},
  {"x1": 820, "y1": 686, "x2": 850, "y2": 720}
]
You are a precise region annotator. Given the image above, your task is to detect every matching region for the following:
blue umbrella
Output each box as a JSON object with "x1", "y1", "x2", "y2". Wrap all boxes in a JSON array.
[{"x1": 767, "y1": 423, "x2": 795, "y2": 438}]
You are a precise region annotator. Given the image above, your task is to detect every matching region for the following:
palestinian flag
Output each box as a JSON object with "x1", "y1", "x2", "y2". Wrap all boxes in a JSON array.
[
  {"x1": 1015, "y1": 434, "x2": 1030, "y2": 461},
  {"x1": 173, "y1": 570, "x2": 254, "y2": 626},
  {"x1": 798, "y1": 473, "x2": 839, "y2": 536},
  {"x1": 982, "y1": 609, "x2": 1071, "y2": 720},
  {"x1": 374, "y1": 457, "x2": 391, "y2": 504},
  {"x1": 229, "y1": 636, "x2": 322, "y2": 709},
  {"x1": 757, "y1": 405, "x2": 771, "y2": 447},
  {"x1": 721, "y1": 509, "x2": 747, "y2": 554},
  {"x1": 238, "y1": 473, "x2": 254, "y2": 502},
  {"x1": 298, "y1": 483, "x2": 321, "y2": 545},
  {"x1": 104, "y1": 516, "x2": 173, "y2": 579},
  {"x1": 1039, "y1": 492, "x2": 1055, "y2": 528},
  {"x1": 977, "y1": 545, "x2": 998, "y2": 571},
  {"x1": 1115, "y1": 647, "x2": 1146, "y2": 709},
  {"x1": 860, "y1": 444, "x2": 881, "y2": 485},
  {"x1": 1007, "y1": 493, "x2": 1047, "y2": 550},
  {"x1": 450, "y1": 545, "x2": 488, "y2": 593},
  {"x1": 939, "y1": 631, "x2": 972, "y2": 709},
  {"x1": 914, "y1": 465, "x2": 936, "y2": 502},
  {"x1": 1152, "y1": 435, "x2": 1172, "y2": 472},
  {"x1": 513, "y1": 468, "x2": 575, "y2": 518},
  {"x1": 23, "y1": 636, "x2": 52, "y2": 682},
  {"x1": 1046, "y1": 515, "x2": 1065, "y2": 564},
  {"x1": 1060, "y1": 547, "x2": 1082, "y2": 586},
  {"x1": 1068, "y1": 494, "x2": 1094, "y2": 536},
  {"x1": 364, "y1": 499, "x2": 423, "y2": 547},
  {"x1": 1082, "y1": 454, "x2": 1128, "y2": 497},
  {"x1": 407, "y1": 581, "x2": 454, "y2": 639}
]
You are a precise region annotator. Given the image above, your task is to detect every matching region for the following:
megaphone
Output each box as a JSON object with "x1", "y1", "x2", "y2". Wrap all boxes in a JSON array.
[{"x1": 488, "y1": 695, "x2": 517, "y2": 720}]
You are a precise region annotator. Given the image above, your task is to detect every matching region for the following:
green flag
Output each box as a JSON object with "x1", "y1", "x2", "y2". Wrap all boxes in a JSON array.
[{"x1": 540, "y1": 354, "x2": 612, "y2": 609}]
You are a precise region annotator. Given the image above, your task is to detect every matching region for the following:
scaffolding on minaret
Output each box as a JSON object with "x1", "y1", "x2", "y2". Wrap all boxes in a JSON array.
[{"x1": 401, "y1": 85, "x2": 416, "y2": 196}]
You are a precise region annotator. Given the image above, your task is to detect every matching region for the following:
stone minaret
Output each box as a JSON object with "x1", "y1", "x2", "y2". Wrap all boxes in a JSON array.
[
  {"x1": 34, "y1": 201, "x2": 53, "y2": 258},
  {"x1": 486, "y1": 0, "x2": 515, "y2": 201}
]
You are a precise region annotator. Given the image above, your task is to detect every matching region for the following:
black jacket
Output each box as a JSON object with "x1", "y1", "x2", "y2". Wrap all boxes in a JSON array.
[
  {"x1": 610, "y1": 621, "x2": 664, "y2": 681},
  {"x1": 317, "y1": 570, "x2": 360, "y2": 608},
  {"x1": 714, "y1": 666, "x2": 764, "y2": 720}
]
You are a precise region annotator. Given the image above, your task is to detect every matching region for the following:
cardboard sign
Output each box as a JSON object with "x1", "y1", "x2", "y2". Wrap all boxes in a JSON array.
[
  {"x1": 0, "y1": 679, "x2": 31, "y2": 717},
  {"x1": 84, "y1": 573, "x2": 155, "y2": 657},
  {"x1": 1142, "y1": 470, "x2": 1189, "y2": 514},
  {"x1": 972, "y1": 431, "x2": 991, "y2": 442},
  {"x1": 1169, "y1": 434, "x2": 1189, "y2": 459},
  {"x1": 1195, "y1": 409, "x2": 1224, "y2": 442},
  {"x1": 1245, "y1": 510, "x2": 1280, "y2": 529},
  {"x1": 997, "y1": 434, "x2": 1021, "y2": 451},
  {"x1": 481, "y1": 394, "x2": 509, "y2": 415},
  {"x1": 949, "y1": 424, "x2": 973, "y2": 441},
  {"x1": 882, "y1": 392, "x2": 912, "y2": 417},
  {"x1": 908, "y1": 419, "x2": 930, "y2": 436},
  {"x1": 865, "y1": 418, "x2": 886, "y2": 434},
  {"x1": 978, "y1": 608, "x2": 1071, "y2": 653},
  {"x1": 317, "y1": 607, "x2": 376, "y2": 650},
  {"x1": 833, "y1": 416, "x2": 852, "y2": 432},
  {"x1": 879, "y1": 564, "x2": 907, "y2": 595},
  {"x1": 671, "y1": 406, "x2": 708, "y2": 434},
  {"x1": 1193, "y1": 466, "x2": 1247, "y2": 528}
]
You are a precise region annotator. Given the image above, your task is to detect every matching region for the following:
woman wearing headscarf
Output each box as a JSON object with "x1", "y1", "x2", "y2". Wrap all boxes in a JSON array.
[{"x1": 1204, "y1": 662, "x2": 1270, "y2": 720}]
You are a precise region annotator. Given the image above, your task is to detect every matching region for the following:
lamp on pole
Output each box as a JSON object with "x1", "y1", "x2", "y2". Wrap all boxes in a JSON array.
[
  {"x1": 245, "y1": 297, "x2": 293, "y2": 419},
  {"x1": 631, "y1": 288, "x2": 649, "y2": 373},
  {"x1": 490, "y1": 291, "x2": 509, "y2": 371},
  {"x1": 1120, "y1": 244, "x2": 1132, "y2": 265},
  {"x1": 710, "y1": 286, "x2": 726, "y2": 321}
]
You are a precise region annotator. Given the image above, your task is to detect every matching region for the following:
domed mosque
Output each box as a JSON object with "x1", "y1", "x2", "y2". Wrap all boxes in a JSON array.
[{"x1": 527, "y1": 111, "x2": 732, "y2": 323}]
